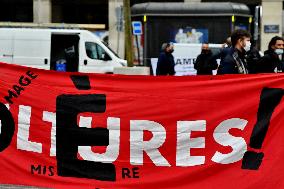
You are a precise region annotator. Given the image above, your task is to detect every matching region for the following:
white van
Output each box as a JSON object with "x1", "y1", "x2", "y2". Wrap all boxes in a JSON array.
[{"x1": 0, "y1": 28, "x2": 127, "y2": 73}]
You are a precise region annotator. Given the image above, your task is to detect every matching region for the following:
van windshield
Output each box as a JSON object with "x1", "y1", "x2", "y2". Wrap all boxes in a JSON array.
[{"x1": 102, "y1": 41, "x2": 121, "y2": 59}]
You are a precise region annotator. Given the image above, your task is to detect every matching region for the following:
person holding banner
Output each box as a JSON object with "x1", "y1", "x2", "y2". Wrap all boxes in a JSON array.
[
  {"x1": 217, "y1": 29, "x2": 251, "y2": 74},
  {"x1": 156, "y1": 42, "x2": 176, "y2": 76},
  {"x1": 194, "y1": 43, "x2": 218, "y2": 75}
]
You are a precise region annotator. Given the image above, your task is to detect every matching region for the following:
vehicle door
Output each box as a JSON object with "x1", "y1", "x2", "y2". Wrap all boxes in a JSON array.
[
  {"x1": 0, "y1": 31, "x2": 13, "y2": 63},
  {"x1": 80, "y1": 41, "x2": 114, "y2": 73}
]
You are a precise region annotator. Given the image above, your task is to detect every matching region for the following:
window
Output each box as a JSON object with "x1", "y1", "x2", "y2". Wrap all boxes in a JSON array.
[
  {"x1": 85, "y1": 42, "x2": 110, "y2": 60},
  {"x1": 0, "y1": 0, "x2": 33, "y2": 22}
]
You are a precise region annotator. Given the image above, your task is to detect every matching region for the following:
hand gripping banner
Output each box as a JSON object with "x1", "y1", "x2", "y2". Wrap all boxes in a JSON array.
[{"x1": 0, "y1": 62, "x2": 284, "y2": 189}]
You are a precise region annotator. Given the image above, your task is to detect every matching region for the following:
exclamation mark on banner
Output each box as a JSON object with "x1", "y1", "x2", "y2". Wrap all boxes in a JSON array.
[{"x1": 242, "y1": 87, "x2": 284, "y2": 170}]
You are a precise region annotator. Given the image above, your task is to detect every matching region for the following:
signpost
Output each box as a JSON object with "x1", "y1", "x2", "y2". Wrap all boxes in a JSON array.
[
  {"x1": 132, "y1": 21, "x2": 142, "y2": 35},
  {"x1": 132, "y1": 21, "x2": 142, "y2": 65}
]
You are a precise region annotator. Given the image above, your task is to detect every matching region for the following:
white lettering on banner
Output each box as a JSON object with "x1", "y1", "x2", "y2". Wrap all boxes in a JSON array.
[
  {"x1": 11, "y1": 104, "x2": 249, "y2": 167},
  {"x1": 42, "y1": 111, "x2": 56, "y2": 156},
  {"x1": 176, "y1": 120, "x2": 206, "y2": 166},
  {"x1": 78, "y1": 117, "x2": 120, "y2": 163},
  {"x1": 175, "y1": 58, "x2": 196, "y2": 65},
  {"x1": 130, "y1": 120, "x2": 170, "y2": 166},
  {"x1": 17, "y1": 105, "x2": 42, "y2": 153},
  {"x1": 211, "y1": 118, "x2": 248, "y2": 164}
]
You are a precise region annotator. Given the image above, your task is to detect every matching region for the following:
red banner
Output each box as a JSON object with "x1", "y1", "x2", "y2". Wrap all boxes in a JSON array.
[{"x1": 0, "y1": 62, "x2": 284, "y2": 188}]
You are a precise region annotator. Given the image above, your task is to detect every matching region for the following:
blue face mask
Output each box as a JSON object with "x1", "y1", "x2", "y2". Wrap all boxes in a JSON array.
[{"x1": 275, "y1": 49, "x2": 284, "y2": 55}]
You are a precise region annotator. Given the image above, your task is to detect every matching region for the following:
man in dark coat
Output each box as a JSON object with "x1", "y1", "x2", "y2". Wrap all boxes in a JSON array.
[
  {"x1": 217, "y1": 29, "x2": 251, "y2": 74},
  {"x1": 256, "y1": 36, "x2": 284, "y2": 73},
  {"x1": 217, "y1": 37, "x2": 232, "y2": 63},
  {"x1": 156, "y1": 43, "x2": 176, "y2": 76},
  {"x1": 194, "y1": 43, "x2": 218, "y2": 75}
]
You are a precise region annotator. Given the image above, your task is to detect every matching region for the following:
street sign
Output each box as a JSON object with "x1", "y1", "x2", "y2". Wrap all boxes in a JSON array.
[
  {"x1": 264, "y1": 25, "x2": 279, "y2": 33},
  {"x1": 132, "y1": 21, "x2": 142, "y2": 35}
]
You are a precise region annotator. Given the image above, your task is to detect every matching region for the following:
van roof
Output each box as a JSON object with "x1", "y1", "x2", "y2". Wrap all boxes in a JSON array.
[{"x1": 0, "y1": 28, "x2": 101, "y2": 40}]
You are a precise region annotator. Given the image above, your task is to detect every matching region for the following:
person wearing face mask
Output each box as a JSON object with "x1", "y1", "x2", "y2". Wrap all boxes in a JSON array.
[
  {"x1": 156, "y1": 42, "x2": 176, "y2": 76},
  {"x1": 256, "y1": 36, "x2": 284, "y2": 73},
  {"x1": 217, "y1": 29, "x2": 251, "y2": 74},
  {"x1": 194, "y1": 43, "x2": 218, "y2": 75}
]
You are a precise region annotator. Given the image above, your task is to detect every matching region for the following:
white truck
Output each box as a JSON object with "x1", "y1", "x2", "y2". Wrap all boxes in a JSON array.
[{"x1": 0, "y1": 28, "x2": 127, "y2": 73}]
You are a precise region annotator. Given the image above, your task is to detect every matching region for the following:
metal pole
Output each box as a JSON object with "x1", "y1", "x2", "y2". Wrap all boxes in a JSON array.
[
  {"x1": 117, "y1": 30, "x2": 120, "y2": 54},
  {"x1": 116, "y1": 5, "x2": 123, "y2": 54},
  {"x1": 144, "y1": 17, "x2": 147, "y2": 66},
  {"x1": 135, "y1": 35, "x2": 141, "y2": 65}
]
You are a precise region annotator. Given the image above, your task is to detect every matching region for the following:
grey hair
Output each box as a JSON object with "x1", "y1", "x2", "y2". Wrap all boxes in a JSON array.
[{"x1": 161, "y1": 43, "x2": 168, "y2": 51}]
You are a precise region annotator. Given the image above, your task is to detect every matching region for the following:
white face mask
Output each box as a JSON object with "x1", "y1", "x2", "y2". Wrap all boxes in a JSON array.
[
  {"x1": 275, "y1": 48, "x2": 284, "y2": 55},
  {"x1": 243, "y1": 41, "x2": 251, "y2": 52}
]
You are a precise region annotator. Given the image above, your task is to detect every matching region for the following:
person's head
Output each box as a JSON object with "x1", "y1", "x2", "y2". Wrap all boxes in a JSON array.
[
  {"x1": 231, "y1": 29, "x2": 251, "y2": 52},
  {"x1": 268, "y1": 36, "x2": 284, "y2": 55},
  {"x1": 161, "y1": 43, "x2": 168, "y2": 51},
  {"x1": 201, "y1": 43, "x2": 211, "y2": 54},
  {"x1": 224, "y1": 37, "x2": 232, "y2": 48},
  {"x1": 165, "y1": 42, "x2": 174, "y2": 53}
]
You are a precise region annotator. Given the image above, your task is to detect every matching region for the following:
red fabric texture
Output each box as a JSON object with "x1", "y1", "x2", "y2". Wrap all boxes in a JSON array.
[{"x1": 0, "y1": 62, "x2": 283, "y2": 189}]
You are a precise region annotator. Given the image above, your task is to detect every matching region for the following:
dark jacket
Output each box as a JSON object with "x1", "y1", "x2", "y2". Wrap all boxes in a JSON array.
[
  {"x1": 156, "y1": 52, "x2": 175, "y2": 75},
  {"x1": 217, "y1": 48, "x2": 249, "y2": 74},
  {"x1": 214, "y1": 47, "x2": 232, "y2": 64},
  {"x1": 256, "y1": 49, "x2": 282, "y2": 73},
  {"x1": 194, "y1": 52, "x2": 218, "y2": 75},
  {"x1": 214, "y1": 47, "x2": 232, "y2": 75},
  {"x1": 246, "y1": 47, "x2": 261, "y2": 74}
]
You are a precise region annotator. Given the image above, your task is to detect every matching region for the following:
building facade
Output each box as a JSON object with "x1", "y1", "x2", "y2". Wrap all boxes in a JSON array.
[{"x1": 0, "y1": 0, "x2": 283, "y2": 55}]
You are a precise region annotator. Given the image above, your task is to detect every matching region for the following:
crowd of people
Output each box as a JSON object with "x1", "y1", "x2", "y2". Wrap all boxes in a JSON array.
[{"x1": 156, "y1": 29, "x2": 284, "y2": 76}]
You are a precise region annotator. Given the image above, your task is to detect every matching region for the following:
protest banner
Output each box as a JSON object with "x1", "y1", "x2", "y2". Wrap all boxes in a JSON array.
[{"x1": 0, "y1": 62, "x2": 283, "y2": 188}]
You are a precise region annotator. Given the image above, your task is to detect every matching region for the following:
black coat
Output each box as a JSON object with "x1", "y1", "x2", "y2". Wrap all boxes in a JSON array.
[
  {"x1": 156, "y1": 52, "x2": 175, "y2": 75},
  {"x1": 256, "y1": 50, "x2": 283, "y2": 73},
  {"x1": 194, "y1": 53, "x2": 218, "y2": 75}
]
